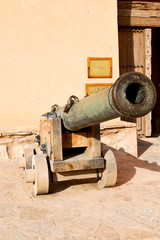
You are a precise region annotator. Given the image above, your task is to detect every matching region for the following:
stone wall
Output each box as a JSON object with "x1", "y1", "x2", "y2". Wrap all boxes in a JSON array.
[
  {"x1": 0, "y1": 131, "x2": 37, "y2": 160},
  {"x1": 101, "y1": 119, "x2": 138, "y2": 157},
  {"x1": 0, "y1": 118, "x2": 138, "y2": 160}
]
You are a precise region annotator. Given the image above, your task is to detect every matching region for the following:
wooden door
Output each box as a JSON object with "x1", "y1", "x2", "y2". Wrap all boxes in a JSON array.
[
  {"x1": 118, "y1": 28, "x2": 152, "y2": 136},
  {"x1": 152, "y1": 28, "x2": 160, "y2": 133}
]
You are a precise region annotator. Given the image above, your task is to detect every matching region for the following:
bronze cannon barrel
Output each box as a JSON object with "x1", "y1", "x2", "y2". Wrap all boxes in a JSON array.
[{"x1": 57, "y1": 72, "x2": 156, "y2": 131}]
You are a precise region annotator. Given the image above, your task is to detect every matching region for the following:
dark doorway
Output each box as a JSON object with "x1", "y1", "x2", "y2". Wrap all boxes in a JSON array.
[{"x1": 152, "y1": 28, "x2": 160, "y2": 134}]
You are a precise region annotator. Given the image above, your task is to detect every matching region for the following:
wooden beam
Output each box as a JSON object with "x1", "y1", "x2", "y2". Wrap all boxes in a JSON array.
[
  {"x1": 118, "y1": 1, "x2": 160, "y2": 10},
  {"x1": 118, "y1": 1, "x2": 160, "y2": 27},
  {"x1": 119, "y1": 9, "x2": 160, "y2": 18},
  {"x1": 62, "y1": 132, "x2": 88, "y2": 148},
  {"x1": 119, "y1": 16, "x2": 160, "y2": 27},
  {"x1": 85, "y1": 125, "x2": 101, "y2": 158},
  {"x1": 51, "y1": 117, "x2": 63, "y2": 161},
  {"x1": 52, "y1": 156, "x2": 104, "y2": 172},
  {"x1": 52, "y1": 169, "x2": 101, "y2": 182}
]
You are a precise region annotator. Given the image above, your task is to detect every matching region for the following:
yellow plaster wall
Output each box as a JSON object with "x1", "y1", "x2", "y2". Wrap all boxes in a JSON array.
[{"x1": 0, "y1": 0, "x2": 119, "y2": 130}]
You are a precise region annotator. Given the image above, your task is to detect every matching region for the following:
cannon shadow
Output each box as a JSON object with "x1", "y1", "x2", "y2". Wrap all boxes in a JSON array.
[
  {"x1": 49, "y1": 139, "x2": 160, "y2": 194},
  {"x1": 102, "y1": 140, "x2": 160, "y2": 187},
  {"x1": 137, "y1": 138, "x2": 153, "y2": 157}
]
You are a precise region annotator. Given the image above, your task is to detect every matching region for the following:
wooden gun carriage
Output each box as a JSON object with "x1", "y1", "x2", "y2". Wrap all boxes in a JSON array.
[{"x1": 19, "y1": 72, "x2": 156, "y2": 195}]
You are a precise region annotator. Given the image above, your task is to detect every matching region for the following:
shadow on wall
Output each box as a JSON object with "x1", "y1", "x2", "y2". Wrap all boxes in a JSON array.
[{"x1": 137, "y1": 138, "x2": 153, "y2": 157}]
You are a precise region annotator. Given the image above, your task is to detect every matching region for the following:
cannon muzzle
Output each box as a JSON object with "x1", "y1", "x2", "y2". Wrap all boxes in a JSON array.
[{"x1": 57, "y1": 72, "x2": 156, "y2": 131}]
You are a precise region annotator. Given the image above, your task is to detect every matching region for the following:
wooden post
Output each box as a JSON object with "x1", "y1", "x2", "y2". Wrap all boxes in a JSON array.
[
  {"x1": 85, "y1": 124, "x2": 101, "y2": 158},
  {"x1": 50, "y1": 117, "x2": 63, "y2": 172}
]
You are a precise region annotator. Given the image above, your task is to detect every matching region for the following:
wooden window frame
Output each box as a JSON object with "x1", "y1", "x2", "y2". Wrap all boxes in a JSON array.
[
  {"x1": 85, "y1": 83, "x2": 113, "y2": 96},
  {"x1": 87, "y1": 57, "x2": 112, "y2": 78}
]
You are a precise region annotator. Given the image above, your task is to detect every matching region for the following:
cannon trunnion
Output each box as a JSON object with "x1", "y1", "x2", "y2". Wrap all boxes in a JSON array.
[{"x1": 20, "y1": 72, "x2": 156, "y2": 195}]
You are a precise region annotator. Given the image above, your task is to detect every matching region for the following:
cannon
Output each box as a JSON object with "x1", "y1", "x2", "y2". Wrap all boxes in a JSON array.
[{"x1": 21, "y1": 72, "x2": 156, "y2": 195}]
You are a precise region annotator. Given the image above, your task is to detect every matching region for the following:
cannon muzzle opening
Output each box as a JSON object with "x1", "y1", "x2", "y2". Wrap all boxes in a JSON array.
[{"x1": 126, "y1": 83, "x2": 145, "y2": 104}]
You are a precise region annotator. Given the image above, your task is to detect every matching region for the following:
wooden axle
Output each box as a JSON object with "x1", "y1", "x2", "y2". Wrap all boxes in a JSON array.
[{"x1": 25, "y1": 169, "x2": 35, "y2": 183}]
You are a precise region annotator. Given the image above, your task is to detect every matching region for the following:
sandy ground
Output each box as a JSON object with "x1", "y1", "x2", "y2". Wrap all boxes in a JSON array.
[{"x1": 0, "y1": 138, "x2": 160, "y2": 240}]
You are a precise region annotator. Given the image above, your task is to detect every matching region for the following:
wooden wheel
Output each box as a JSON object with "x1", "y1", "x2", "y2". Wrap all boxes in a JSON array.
[
  {"x1": 23, "y1": 145, "x2": 37, "y2": 182},
  {"x1": 19, "y1": 144, "x2": 37, "y2": 170},
  {"x1": 98, "y1": 150, "x2": 117, "y2": 188},
  {"x1": 32, "y1": 154, "x2": 49, "y2": 195},
  {"x1": 24, "y1": 144, "x2": 39, "y2": 169}
]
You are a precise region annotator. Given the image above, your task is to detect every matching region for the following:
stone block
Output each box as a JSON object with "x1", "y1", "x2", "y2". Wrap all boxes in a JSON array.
[
  {"x1": 0, "y1": 138, "x2": 14, "y2": 144},
  {"x1": 0, "y1": 145, "x2": 9, "y2": 160},
  {"x1": 101, "y1": 121, "x2": 138, "y2": 157},
  {"x1": 10, "y1": 145, "x2": 24, "y2": 159},
  {"x1": 17, "y1": 135, "x2": 35, "y2": 143}
]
